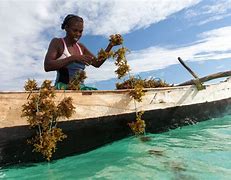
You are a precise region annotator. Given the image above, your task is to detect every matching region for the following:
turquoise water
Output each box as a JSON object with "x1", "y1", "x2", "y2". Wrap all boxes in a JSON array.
[{"x1": 1, "y1": 115, "x2": 231, "y2": 180}]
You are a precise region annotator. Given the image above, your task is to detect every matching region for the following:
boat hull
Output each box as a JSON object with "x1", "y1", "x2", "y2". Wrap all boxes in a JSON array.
[{"x1": 1, "y1": 79, "x2": 231, "y2": 167}]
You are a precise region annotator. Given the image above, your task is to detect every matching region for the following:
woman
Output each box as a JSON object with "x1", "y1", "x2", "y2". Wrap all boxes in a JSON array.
[{"x1": 44, "y1": 14, "x2": 120, "y2": 90}]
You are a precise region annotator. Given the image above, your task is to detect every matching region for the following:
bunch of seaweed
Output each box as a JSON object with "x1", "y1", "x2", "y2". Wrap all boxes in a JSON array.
[
  {"x1": 109, "y1": 34, "x2": 123, "y2": 45},
  {"x1": 116, "y1": 76, "x2": 171, "y2": 89},
  {"x1": 113, "y1": 47, "x2": 130, "y2": 79},
  {"x1": 128, "y1": 111, "x2": 146, "y2": 135},
  {"x1": 96, "y1": 48, "x2": 114, "y2": 61},
  {"x1": 107, "y1": 35, "x2": 171, "y2": 134},
  {"x1": 107, "y1": 35, "x2": 146, "y2": 134},
  {"x1": 22, "y1": 79, "x2": 75, "y2": 160},
  {"x1": 68, "y1": 70, "x2": 87, "y2": 90}
]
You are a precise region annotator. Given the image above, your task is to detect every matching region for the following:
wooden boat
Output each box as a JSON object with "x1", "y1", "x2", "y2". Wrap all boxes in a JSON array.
[{"x1": 1, "y1": 77, "x2": 231, "y2": 167}]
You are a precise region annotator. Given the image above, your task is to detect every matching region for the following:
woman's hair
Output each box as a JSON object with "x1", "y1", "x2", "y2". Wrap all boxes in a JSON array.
[{"x1": 61, "y1": 14, "x2": 83, "y2": 30}]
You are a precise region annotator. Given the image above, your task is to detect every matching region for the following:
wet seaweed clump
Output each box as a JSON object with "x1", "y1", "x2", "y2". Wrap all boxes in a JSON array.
[
  {"x1": 128, "y1": 111, "x2": 146, "y2": 135},
  {"x1": 129, "y1": 78, "x2": 145, "y2": 102},
  {"x1": 116, "y1": 76, "x2": 171, "y2": 103},
  {"x1": 24, "y1": 79, "x2": 38, "y2": 91},
  {"x1": 110, "y1": 35, "x2": 130, "y2": 79},
  {"x1": 109, "y1": 34, "x2": 123, "y2": 46},
  {"x1": 22, "y1": 79, "x2": 75, "y2": 160},
  {"x1": 96, "y1": 34, "x2": 130, "y2": 79},
  {"x1": 108, "y1": 35, "x2": 146, "y2": 134},
  {"x1": 148, "y1": 149, "x2": 165, "y2": 156},
  {"x1": 140, "y1": 136, "x2": 152, "y2": 142},
  {"x1": 68, "y1": 70, "x2": 87, "y2": 90},
  {"x1": 116, "y1": 76, "x2": 172, "y2": 89},
  {"x1": 113, "y1": 47, "x2": 130, "y2": 79},
  {"x1": 98, "y1": 34, "x2": 130, "y2": 79},
  {"x1": 95, "y1": 33, "x2": 123, "y2": 62},
  {"x1": 96, "y1": 48, "x2": 114, "y2": 61}
]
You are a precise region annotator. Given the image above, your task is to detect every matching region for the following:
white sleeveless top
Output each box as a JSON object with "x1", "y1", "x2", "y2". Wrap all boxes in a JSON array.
[
  {"x1": 55, "y1": 38, "x2": 85, "y2": 84},
  {"x1": 57, "y1": 38, "x2": 83, "y2": 59}
]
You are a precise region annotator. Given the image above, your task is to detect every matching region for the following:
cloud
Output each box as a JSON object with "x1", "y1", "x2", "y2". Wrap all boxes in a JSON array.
[
  {"x1": 75, "y1": 0, "x2": 201, "y2": 36},
  {"x1": 185, "y1": 0, "x2": 231, "y2": 25},
  {"x1": 0, "y1": 0, "x2": 228, "y2": 91},
  {"x1": 197, "y1": 13, "x2": 231, "y2": 26},
  {"x1": 129, "y1": 26, "x2": 231, "y2": 71},
  {"x1": 0, "y1": 0, "x2": 62, "y2": 91},
  {"x1": 202, "y1": 0, "x2": 231, "y2": 14},
  {"x1": 85, "y1": 26, "x2": 231, "y2": 83}
]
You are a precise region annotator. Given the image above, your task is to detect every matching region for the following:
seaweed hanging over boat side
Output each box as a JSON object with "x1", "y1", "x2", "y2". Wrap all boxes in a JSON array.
[
  {"x1": 22, "y1": 79, "x2": 75, "y2": 160},
  {"x1": 128, "y1": 111, "x2": 146, "y2": 135},
  {"x1": 129, "y1": 79, "x2": 145, "y2": 102},
  {"x1": 127, "y1": 78, "x2": 146, "y2": 134},
  {"x1": 108, "y1": 35, "x2": 146, "y2": 135},
  {"x1": 108, "y1": 35, "x2": 171, "y2": 135}
]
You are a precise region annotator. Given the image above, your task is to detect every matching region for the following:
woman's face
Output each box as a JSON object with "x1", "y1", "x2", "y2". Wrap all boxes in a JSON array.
[{"x1": 66, "y1": 21, "x2": 83, "y2": 42}]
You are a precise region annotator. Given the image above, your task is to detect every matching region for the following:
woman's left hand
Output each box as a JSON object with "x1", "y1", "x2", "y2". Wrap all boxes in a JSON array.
[{"x1": 109, "y1": 34, "x2": 123, "y2": 46}]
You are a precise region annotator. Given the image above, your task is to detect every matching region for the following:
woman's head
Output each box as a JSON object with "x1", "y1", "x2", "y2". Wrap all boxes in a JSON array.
[
  {"x1": 62, "y1": 14, "x2": 84, "y2": 42},
  {"x1": 61, "y1": 14, "x2": 83, "y2": 30}
]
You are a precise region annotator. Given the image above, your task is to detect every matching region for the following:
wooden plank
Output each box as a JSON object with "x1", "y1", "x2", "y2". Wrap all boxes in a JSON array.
[
  {"x1": 178, "y1": 57, "x2": 205, "y2": 90},
  {"x1": 179, "y1": 71, "x2": 231, "y2": 86}
]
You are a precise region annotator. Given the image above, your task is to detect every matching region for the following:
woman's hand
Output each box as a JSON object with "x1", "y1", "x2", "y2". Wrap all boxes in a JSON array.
[
  {"x1": 109, "y1": 34, "x2": 123, "y2": 46},
  {"x1": 72, "y1": 54, "x2": 94, "y2": 66}
]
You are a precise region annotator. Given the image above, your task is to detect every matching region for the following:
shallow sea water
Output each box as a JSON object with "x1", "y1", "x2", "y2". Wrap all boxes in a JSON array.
[{"x1": 1, "y1": 115, "x2": 231, "y2": 180}]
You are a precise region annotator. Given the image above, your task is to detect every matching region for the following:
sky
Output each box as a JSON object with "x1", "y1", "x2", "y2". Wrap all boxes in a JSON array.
[{"x1": 0, "y1": 0, "x2": 231, "y2": 91}]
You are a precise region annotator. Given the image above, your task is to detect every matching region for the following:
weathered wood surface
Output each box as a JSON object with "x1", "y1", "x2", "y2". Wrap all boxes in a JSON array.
[
  {"x1": 178, "y1": 57, "x2": 200, "y2": 79},
  {"x1": 1, "y1": 78, "x2": 231, "y2": 129},
  {"x1": 179, "y1": 71, "x2": 231, "y2": 86},
  {"x1": 178, "y1": 57, "x2": 205, "y2": 90}
]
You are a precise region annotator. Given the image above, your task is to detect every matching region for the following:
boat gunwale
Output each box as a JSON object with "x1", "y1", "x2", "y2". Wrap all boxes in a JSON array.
[{"x1": 0, "y1": 82, "x2": 224, "y2": 95}]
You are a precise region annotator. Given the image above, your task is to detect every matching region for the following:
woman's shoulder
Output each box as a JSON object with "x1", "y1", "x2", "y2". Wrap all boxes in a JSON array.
[
  {"x1": 49, "y1": 37, "x2": 64, "y2": 49},
  {"x1": 50, "y1": 37, "x2": 63, "y2": 44},
  {"x1": 47, "y1": 38, "x2": 64, "y2": 55}
]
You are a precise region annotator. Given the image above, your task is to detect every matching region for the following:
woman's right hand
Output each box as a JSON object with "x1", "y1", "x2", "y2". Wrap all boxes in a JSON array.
[{"x1": 71, "y1": 55, "x2": 94, "y2": 66}]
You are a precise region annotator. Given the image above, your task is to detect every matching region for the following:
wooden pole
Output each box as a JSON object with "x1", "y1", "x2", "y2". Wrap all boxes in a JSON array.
[
  {"x1": 178, "y1": 57, "x2": 199, "y2": 79},
  {"x1": 179, "y1": 70, "x2": 231, "y2": 86},
  {"x1": 177, "y1": 57, "x2": 205, "y2": 90}
]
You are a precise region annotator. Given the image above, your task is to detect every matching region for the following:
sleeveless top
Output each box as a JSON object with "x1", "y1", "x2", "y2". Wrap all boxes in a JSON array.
[{"x1": 55, "y1": 38, "x2": 85, "y2": 84}]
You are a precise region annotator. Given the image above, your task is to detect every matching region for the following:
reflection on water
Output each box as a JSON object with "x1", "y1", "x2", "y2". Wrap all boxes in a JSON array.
[{"x1": 1, "y1": 115, "x2": 231, "y2": 180}]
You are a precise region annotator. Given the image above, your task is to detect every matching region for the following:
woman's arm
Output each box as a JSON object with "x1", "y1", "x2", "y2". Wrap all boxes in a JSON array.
[{"x1": 80, "y1": 42, "x2": 114, "y2": 68}]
